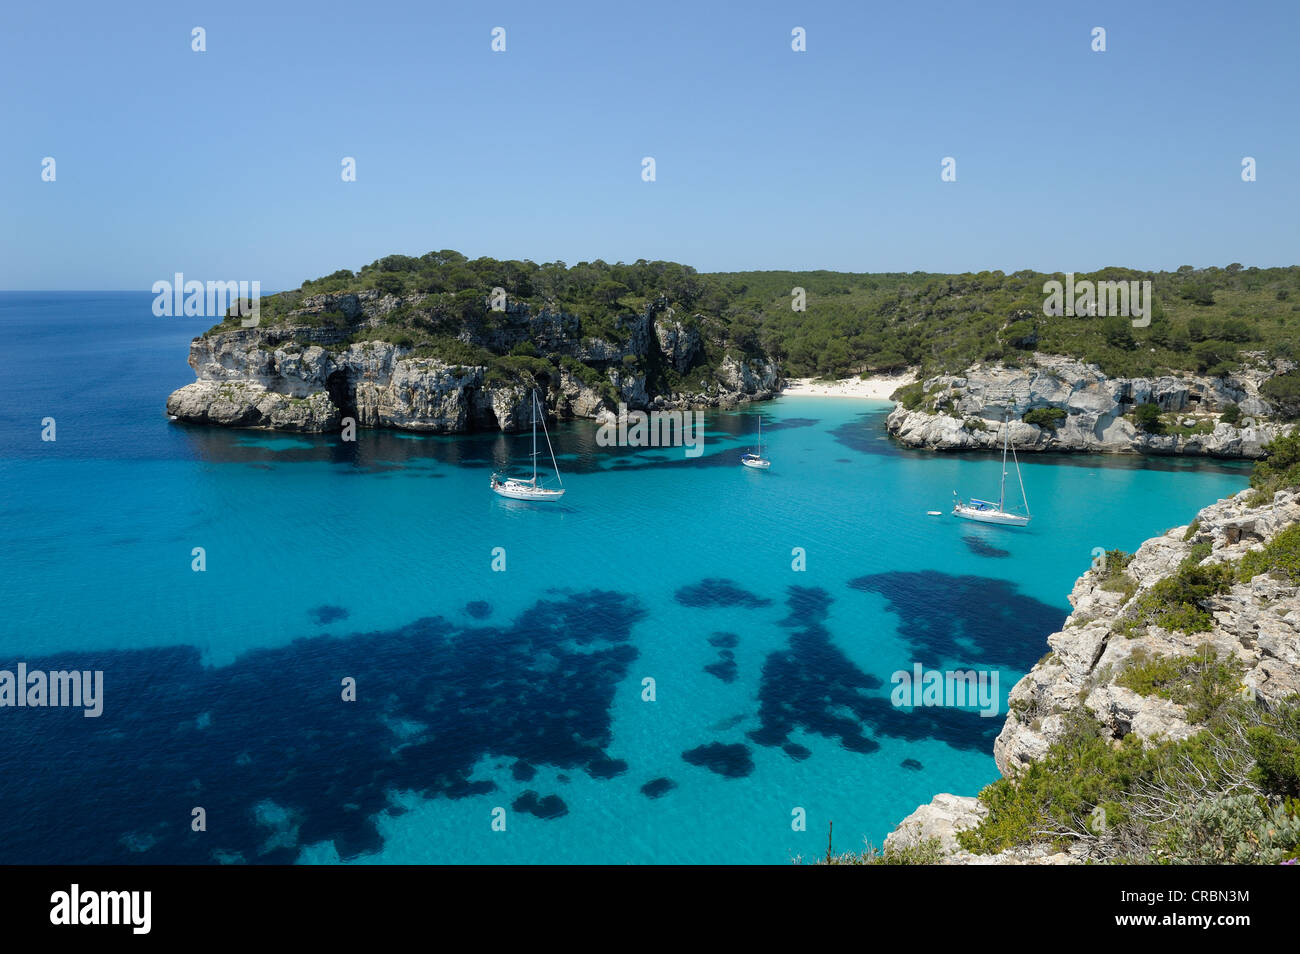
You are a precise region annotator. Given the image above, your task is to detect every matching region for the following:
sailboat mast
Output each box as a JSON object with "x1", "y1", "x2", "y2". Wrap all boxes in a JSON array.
[
  {"x1": 531, "y1": 390, "x2": 538, "y2": 483},
  {"x1": 1012, "y1": 440, "x2": 1030, "y2": 517},
  {"x1": 999, "y1": 412, "x2": 1010, "y2": 511},
  {"x1": 538, "y1": 388, "x2": 564, "y2": 487}
]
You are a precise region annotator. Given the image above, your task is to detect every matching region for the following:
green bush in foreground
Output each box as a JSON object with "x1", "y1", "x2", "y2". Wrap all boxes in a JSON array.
[
  {"x1": 1249, "y1": 704, "x2": 1300, "y2": 799},
  {"x1": 1115, "y1": 558, "x2": 1236, "y2": 636},
  {"x1": 1161, "y1": 794, "x2": 1300, "y2": 865},
  {"x1": 1116, "y1": 645, "x2": 1244, "y2": 724},
  {"x1": 958, "y1": 696, "x2": 1300, "y2": 862},
  {"x1": 811, "y1": 837, "x2": 945, "y2": 866},
  {"x1": 958, "y1": 707, "x2": 1145, "y2": 854},
  {"x1": 1096, "y1": 549, "x2": 1138, "y2": 601},
  {"x1": 1238, "y1": 523, "x2": 1300, "y2": 584}
]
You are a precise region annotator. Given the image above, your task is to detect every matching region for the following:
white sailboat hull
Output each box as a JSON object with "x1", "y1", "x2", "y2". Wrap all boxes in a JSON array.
[
  {"x1": 953, "y1": 411, "x2": 1031, "y2": 528},
  {"x1": 490, "y1": 389, "x2": 566, "y2": 501},
  {"x1": 741, "y1": 413, "x2": 770, "y2": 469},
  {"x1": 952, "y1": 504, "x2": 1029, "y2": 526},
  {"x1": 491, "y1": 477, "x2": 565, "y2": 501}
]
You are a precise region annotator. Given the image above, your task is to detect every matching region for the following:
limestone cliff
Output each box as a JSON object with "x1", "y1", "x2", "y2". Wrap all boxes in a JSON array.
[
  {"x1": 885, "y1": 486, "x2": 1300, "y2": 864},
  {"x1": 886, "y1": 353, "x2": 1292, "y2": 458},
  {"x1": 994, "y1": 488, "x2": 1300, "y2": 772},
  {"x1": 166, "y1": 289, "x2": 780, "y2": 433}
]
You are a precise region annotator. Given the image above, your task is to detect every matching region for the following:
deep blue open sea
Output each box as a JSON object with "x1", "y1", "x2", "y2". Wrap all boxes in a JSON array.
[{"x1": 0, "y1": 292, "x2": 1251, "y2": 864}]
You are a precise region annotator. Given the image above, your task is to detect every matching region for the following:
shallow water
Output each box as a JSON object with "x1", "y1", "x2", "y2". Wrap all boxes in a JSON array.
[{"x1": 0, "y1": 293, "x2": 1251, "y2": 863}]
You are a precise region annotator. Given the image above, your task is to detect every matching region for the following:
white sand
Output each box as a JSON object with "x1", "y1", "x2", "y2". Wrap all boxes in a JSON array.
[{"x1": 781, "y1": 371, "x2": 917, "y2": 401}]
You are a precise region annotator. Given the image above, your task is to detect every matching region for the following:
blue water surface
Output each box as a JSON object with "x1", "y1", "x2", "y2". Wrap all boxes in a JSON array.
[{"x1": 0, "y1": 293, "x2": 1251, "y2": 864}]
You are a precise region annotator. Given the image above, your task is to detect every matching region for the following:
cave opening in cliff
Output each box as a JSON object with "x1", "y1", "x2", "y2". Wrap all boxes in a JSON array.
[
  {"x1": 325, "y1": 369, "x2": 357, "y2": 422},
  {"x1": 464, "y1": 386, "x2": 492, "y2": 430}
]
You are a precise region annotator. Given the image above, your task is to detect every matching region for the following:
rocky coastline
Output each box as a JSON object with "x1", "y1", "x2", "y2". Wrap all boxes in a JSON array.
[
  {"x1": 166, "y1": 290, "x2": 780, "y2": 433},
  {"x1": 885, "y1": 354, "x2": 1292, "y2": 459},
  {"x1": 884, "y1": 485, "x2": 1300, "y2": 864}
]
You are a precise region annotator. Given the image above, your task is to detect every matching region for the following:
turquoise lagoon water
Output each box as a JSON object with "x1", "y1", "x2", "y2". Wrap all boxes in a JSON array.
[{"x1": 0, "y1": 293, "x2": 1250, "y2": 864}]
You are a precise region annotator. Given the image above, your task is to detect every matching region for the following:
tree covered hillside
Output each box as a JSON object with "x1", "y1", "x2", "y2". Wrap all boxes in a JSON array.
[
  {"x1": 209, "y1": 253, "x2": 1300, "y2": 410},
  {"x1": 717, "y1": 264, "x2": 1300, "y2": 383}
]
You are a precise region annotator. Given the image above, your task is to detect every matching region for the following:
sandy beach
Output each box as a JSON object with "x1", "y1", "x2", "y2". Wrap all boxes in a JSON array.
[{"x1": 780, "y1": 371, "x2": 918, "y2": 401}]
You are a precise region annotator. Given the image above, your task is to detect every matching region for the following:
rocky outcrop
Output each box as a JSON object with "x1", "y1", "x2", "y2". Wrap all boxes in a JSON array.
[
  {"x1": 166, "y1": 291, "x2": 779, "y2": 433},
  {"x1": 886, "y1": 486, "x2": 1300, "y2": 863},
  {"x1": 995, "y1": 487, "x2": 1300, "y2": 774},
  {"x1": 886, "y1": 353, "x2": 1292, "y2": 458},
  {"x1": 653, "y1": 318, "x2": 703, "y2": 373},
  {"x1": 885, "y1": 794, "x2": 986, "y2": 855},
  {"x1": 884, "y1": 794, "x2": 1078, "y2": 865}
]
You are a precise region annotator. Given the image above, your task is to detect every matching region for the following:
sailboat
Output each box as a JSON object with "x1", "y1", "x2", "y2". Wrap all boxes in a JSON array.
[
  {"x1": 741, "y1": 414, "x2": 770, "y2": 469},
  {"x1": 952, "y1": 412, "x2": 1030, "y2": 527},
  {"x1": 490, "y1": 390, "x2": 566, "y2": 501}
]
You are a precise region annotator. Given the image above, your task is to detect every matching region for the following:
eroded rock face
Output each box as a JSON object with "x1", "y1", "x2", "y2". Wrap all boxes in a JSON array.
[
  {"x1": 886, "y1": 354, "x2": 1291, "y2": 459},
  {"x1": 557, "y1": 368, "x2": 606, "y2": 419},
  {"x1": 717, "y1": 354, "x2": 780, "y2": 397},
  {"x1": 993, "y1": 489, "x2": 1300, "y2": 776},
  {"x1": 165, "y1": 380, "x2": 341, "y2": 431},
  {"x1": 166, "y1": 336, "x2": 492, "y2": 433},
  {"x1": 887, "y1": 487, "x2": 1300, "y2": 864},
  {"x1": 653, "y1": 318, "x2": 702, "y2": 373},
  {"x1": 166, "y1": 294, "x2": 779, "y2": 433}
]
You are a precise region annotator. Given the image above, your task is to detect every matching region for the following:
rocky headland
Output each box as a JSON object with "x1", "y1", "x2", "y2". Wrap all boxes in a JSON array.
[
  {"x1": 886, "y1": 354, "x2": 1293, "y2": 459},
  {"x1": 166, "y1": 289, "x2": 779, "y2": 433}
]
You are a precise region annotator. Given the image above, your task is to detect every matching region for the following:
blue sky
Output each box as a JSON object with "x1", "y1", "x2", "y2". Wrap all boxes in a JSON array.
[{"x1": 1, "y1": 0, "x2": 1296, "y2": 289}]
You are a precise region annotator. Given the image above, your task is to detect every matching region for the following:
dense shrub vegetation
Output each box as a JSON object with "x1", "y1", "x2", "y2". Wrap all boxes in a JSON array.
[
  {"x1": 958, "y1": 696, "x2": 1300, "y2": 863},
  {"x1": 1261, "y1": 372, "x2": 1300, "y2": 420},
  {"x1": 1131, "y1": 402, "x2": 1165, "y2": 434},
  {"x1": 1022, "y1": 407, "x2": 1067, "y2": 431},
  {"x1": 714, "y1": 263, "x2": 1300, "y2": 379},
  {"x1": 211, "y1": 254, "x2": 1300, "y2": 381},
  {"x1": 1114, "y1": 556, "x2": 1236, "y2": 637},
  {"x1": 1250, "y1": 431, "x2": 1300, "y2": 503},
  {"x1": 207, "y1": 251, "x2": 773, "y2": 395},
  {"x1": 1238, "y1": 523, "x2": 1300, "y2": 583},
  {"x1": 1096, "y1": 549, "x2": 1138, "y2": 601},
  {"x1": 1117, "y1": 644, "x2": 1244, "y2": 723}
]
